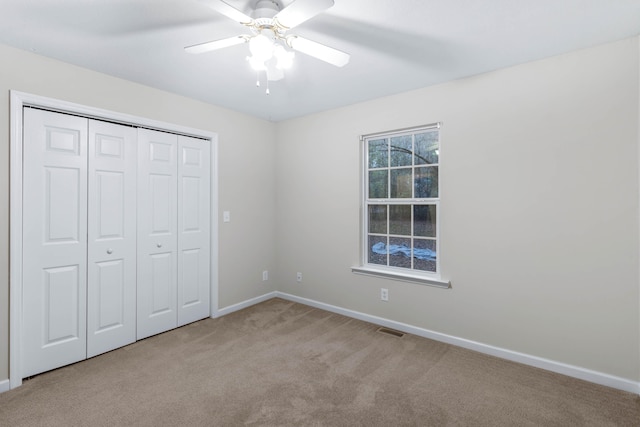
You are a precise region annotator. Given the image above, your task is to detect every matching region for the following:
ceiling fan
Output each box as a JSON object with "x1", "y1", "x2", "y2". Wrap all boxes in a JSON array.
[{"x1": 185, "y1": 0, "x2": 350, "y2": 82}]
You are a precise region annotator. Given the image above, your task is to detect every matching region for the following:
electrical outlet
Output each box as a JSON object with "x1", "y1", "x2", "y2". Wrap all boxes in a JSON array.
[
  {"x1": 296, "y1": 272, "x2": 302, "y2": 282},
  {"x1": 262, "y1": 270, "x2": 268, "y2": 281},
  {"x1": 380, "y1": 288, "x2": 389, "y2": 301}
]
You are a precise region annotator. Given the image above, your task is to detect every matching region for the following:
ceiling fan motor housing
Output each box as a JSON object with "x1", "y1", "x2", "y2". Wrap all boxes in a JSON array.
[{"x1": 253, "y1": 0, "x2": 281, "y2": 19}]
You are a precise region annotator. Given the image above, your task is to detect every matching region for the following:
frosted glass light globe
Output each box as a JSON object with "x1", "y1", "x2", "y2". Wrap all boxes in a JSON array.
[
  {"x1": 249, "y1": 34, "x2": 274, "y2": 62},
  {"x1": 274, "y1": 45, "x2": 294, "y2": 70},
  {"x1": 247, "y1": 55, "x2": 266, "y2": 71}
]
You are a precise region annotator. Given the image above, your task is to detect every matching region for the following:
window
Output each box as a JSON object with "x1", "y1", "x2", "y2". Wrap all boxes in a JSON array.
[{"x1": 354, "y1": 123, "x2": 449, "y2": 287}]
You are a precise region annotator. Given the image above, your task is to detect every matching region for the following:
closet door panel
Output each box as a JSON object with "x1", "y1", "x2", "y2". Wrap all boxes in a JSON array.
[
  {"x1": 94, "y1": 260, "x2": 125, "y2": 325},
  {"x1": 177, "y1": 136, "x2": 210, "y2": 326},
  {"x1": 87, "y1": 120, "x2": 137, "y2": 358},
  {"x1": 137, "y1": 129, "x2": 178, "y2": 339},
  {"x1": 149, "y1": 253, "x2": 173, "y2": 312},
  {"x1": 22, "y1": 108, "x2": 88, "y2": 377}
]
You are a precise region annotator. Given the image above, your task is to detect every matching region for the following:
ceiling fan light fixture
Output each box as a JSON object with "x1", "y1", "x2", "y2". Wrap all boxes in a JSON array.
[
  {"x1": 247, "y1": 55, "x2": 267, "y2": 71},
  {"x1": 249, "y1": 33, "x2": 275, "y2": 62},
  {"x1": 274, "y1": 45, "x2": 294, "y2": 70}
]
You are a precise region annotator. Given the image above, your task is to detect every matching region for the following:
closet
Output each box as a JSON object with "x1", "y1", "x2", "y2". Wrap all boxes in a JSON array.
[{"x1": 21, "y1": 108, "x2": 211, "y2": 377}]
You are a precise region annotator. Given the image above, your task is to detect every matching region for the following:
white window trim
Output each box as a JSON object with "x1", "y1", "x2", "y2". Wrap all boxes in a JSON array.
[
  {"x1": 351, "y1": 266, "x2": 450, "y2": 288},
  {"x1": 353, "y1": 123, "x2": 451, "y2": 289}
]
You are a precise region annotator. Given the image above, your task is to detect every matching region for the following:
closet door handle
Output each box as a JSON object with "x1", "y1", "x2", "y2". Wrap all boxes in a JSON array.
[
  {"x1": 106, "y1": 248, "x2": 113, "y2": 254},
  {"x1": 156, "y1": 243, "x2": 162, "y2": 248}
]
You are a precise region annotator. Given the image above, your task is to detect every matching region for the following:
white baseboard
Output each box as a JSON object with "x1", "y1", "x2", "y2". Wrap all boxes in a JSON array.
[
  {"x1": 3, "y1": 292, "x2": 637, "y2": 396},
  {"x1": 214, "y1": 291, "x2": 277, "y2": 318},
  {"x1": 274, "y1": 292, "x2": 640, "y2": 395}
]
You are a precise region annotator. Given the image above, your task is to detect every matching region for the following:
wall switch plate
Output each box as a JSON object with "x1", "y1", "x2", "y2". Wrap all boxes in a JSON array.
[
  {"x1": 296, "y1": 272, "x2": 302, "y2": 282},
  {"x1": 223, "y1": 211, "x2": 230, "y2": 222},
  {"x1": 262, "y1": 270, "x2": 268, "y2": 281},
  {"x1": 380, "y1": 288, "x2": 389, "y2": 301}
]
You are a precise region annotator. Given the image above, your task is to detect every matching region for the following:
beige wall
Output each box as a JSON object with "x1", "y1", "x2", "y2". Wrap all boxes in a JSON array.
[
  {"x1": 2, "y1": 36, "x2": 639, "y2": 386},
  {"x1": 275, "y1": 37, "x2": 640, "y2": 381},
  {"x1": 0, "y1": 44, "x2": 278, "y2": 381}
]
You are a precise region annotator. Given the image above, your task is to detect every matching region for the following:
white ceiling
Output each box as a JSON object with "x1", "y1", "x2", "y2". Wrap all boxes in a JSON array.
[{"x1": 1, "y1": 0, "x2": 640, "y2": 121}]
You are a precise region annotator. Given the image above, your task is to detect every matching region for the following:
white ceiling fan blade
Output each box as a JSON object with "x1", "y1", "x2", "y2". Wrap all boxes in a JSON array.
[
  {"x1": 185, "y1": 36, "x2": 247, "y2": 54},
  {"x1": 274, "y1": 0, "x2": 334, "y2": 29},
  {"x1": 287, "y1": 36, "x2": 349, "y2": 67},
  {"x1": 200, "y1": 0, "x2": 253, "y2": 24}
]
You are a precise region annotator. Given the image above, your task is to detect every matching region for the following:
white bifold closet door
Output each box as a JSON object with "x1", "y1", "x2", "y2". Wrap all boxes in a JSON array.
[
  {"x1": 177, "y1": 134, "x2": 211, "y2": 326},
  {"x1": 86, "y1": 120, "x2": 137, "y2": 358},
  {"x1": 22, "y1": 109, "x2": 89, "y2": 377},
  {"x1": 22, "y1": 109, "x2": 137, "y2": 377},
  {"x1": 136, "y1": 129, "x2": 210, "y2": 340}
]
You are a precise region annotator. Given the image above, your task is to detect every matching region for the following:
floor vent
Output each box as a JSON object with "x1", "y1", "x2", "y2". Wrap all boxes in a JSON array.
[{"x1": 377, "y1": 327, "x2": 405, "y2": 338}]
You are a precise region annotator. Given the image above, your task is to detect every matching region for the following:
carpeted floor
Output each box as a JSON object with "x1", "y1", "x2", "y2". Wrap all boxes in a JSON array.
[{"x1": 1, "y1": 298, "x2": 638, "y2": 426}]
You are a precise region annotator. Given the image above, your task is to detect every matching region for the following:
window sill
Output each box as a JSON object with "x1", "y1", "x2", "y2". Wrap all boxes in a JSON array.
[{"x1": 351, "y1": 266, "x2": 451, "y2": 289}]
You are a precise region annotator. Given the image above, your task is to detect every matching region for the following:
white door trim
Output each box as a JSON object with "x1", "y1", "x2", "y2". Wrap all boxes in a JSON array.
[{"x1": 9, "y1": 90, "x2": 219, "y2": 389}]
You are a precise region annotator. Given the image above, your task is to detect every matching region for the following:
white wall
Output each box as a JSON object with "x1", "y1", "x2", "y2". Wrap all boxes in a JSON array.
[
  {"x1": 0, "y1": 44, "x2": 278, "y2": 381},
  {"x1": 275, "y1": 37, "x2": 640, "y2": 381}
]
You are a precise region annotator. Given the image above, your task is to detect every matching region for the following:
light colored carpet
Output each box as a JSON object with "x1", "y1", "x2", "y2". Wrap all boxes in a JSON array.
[{"x1": 0, "y1": 298, "x2": 638, "y2": 426}]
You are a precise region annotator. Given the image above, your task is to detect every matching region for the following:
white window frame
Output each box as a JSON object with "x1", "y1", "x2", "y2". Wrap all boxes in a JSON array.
[{"x1": 352, "y1": 123, "x2": 450, "y2": 288}]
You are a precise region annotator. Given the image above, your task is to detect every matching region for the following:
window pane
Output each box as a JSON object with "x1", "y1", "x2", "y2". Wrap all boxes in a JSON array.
[
  {"x1": 389, "y1": 237, "x2": 412, "y2": 268},
  {"x1": 389, "y1": 204, "x2": 411, "y2": 235},
  {"x1": 368, "y1": 138, "x2": 388, "y2": 168},
  {"x1": 413, "y1": 239, "x2": 436, "y2": 272},
  {"x1": 415, "y1": 131, "x2": 439, "y2": 165},
  {"x1": 369, "y1": 170, "x2": 388, "y2": 198},
  {"x1": 390, "y1": 168, "x2": 412, "y2": 198},
  {"x1": 414, "y1": 205, "x2": 436, "y2": 237},
  {"x1": 414, "y1": 166, "x2": 438, "y2": 198},
  {"x1": 414, "y1": 239, "x2": 436, "y2": 272},
  {"x1": 368, "y1": 205, "x2": 387, "y2": 234},
  {"x1": 368, "y1": 235, "x2": 387, "y2": 265},
  {"x1": 390, "y1": 135, "x2": 412, "y2": 167}
]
